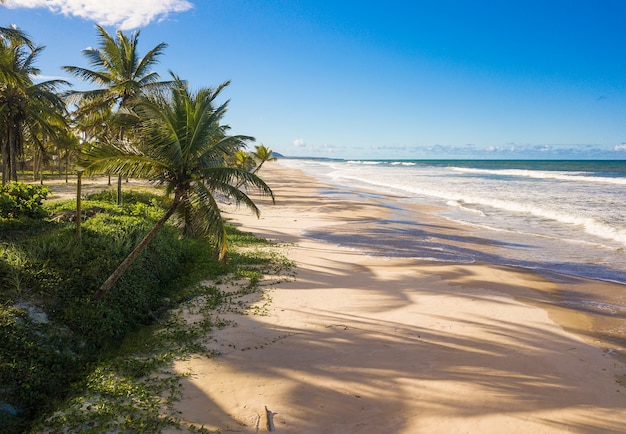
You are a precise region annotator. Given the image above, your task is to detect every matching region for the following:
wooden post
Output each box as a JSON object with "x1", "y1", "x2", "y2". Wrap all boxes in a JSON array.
[{"x1": 76, "y1": 170, "x2": 83, "y2": 237}]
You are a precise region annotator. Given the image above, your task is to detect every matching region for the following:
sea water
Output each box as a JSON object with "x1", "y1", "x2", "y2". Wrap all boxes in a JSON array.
[{"x1": 277, "y1": 158, "x2": 626, "y2": 288}]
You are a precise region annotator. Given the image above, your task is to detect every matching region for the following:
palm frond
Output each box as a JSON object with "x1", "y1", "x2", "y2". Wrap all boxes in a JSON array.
[
  {"x1": 187, "y1": 182, "x2": 228, "y2": 259},
  {"x1": 62, "y1": 65, "x2": 112, "y2": 87},
  {"x1": 135, "y1": 42, "x2": 168, "y2": 79},
  {"x1": 0, "y1": 25, "x2": 34, "y2": 48},
  {"x1": 202, "y1": 166, "x2": 274, "y2": 216},
  {"x1": 79, "y1": 140, "x2": 167, "y2": 179}
]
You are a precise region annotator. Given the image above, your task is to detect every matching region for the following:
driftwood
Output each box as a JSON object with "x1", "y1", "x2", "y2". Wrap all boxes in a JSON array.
[
  {"x1": 265, "y1": 406, "x2": 276, "y2": 432},
  {"x1": 51, "y1": 207, "x2": 105, "y2": 222}
]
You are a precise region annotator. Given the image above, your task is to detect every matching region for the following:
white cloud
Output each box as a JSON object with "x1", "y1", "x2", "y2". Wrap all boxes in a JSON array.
[
  {"x1": 615, "y1": 144, "x2": 626, "y2": 152},
  {"x1": 3, "y1": 0, "x2": 194, "y2": 29},
  {"x1": 292, "y1": 138, "x2": 306, "y2": 147}
]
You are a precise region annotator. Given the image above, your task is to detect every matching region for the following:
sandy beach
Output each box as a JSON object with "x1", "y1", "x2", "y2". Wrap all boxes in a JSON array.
[{"x1": 160, "y1": 161, "x2": 626, "y2": 433}]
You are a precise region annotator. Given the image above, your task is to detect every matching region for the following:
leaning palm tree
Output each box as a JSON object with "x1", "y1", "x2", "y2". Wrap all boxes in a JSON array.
[
  {"x1": 250, "y1": 143, "x2": 277, "y2": 174},
  {"x1": 63, "y1": 24, "x2": 170, "y2": 203},
  {"x1": 81, "y1": 76, "x2": 274, "y2": 300}
]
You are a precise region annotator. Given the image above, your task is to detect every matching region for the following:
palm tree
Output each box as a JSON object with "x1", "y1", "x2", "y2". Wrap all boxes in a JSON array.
[
  {"x1": 72, "y1": 102, "x2": 118, "y2": 185},
  {"x1": 234, "y1": 144, "x2": 277, "y2": 188},
  {"x1": 63, "y1": 24, "x2": 170, "y2": 203},
  {"x1": 0, "y1": 28, "x2": 68, "y2": 183},
  {"x1": 234, "y1": 149, "x2": 253, "y2": 171},
  {"x1": 250, "y1": 143, "x2": 277, "y2": 174},
  {"x1": 81, "y1": 76, "x2": 274, "y2": 300}
]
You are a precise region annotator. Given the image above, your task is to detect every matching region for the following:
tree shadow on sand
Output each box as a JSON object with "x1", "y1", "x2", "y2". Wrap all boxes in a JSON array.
[
  {"x1": 168, "y1": 249, "x2": 626, "y2": 433},
  {"x1": 176, "y1": 170, "x2": 626, "y2": 432}
]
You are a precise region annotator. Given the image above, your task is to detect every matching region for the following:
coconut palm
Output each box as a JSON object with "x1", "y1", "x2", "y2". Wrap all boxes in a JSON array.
[
  {"x1": 0, "y1": 28, "x2": 68, "y2": 183},
  {"x1": 250, "y1": 143, "x2": 277, "y2": 174},
  {"x1": 63, "y1": 24, "x2": 170, "y2": 203},
  {"x1": 234, "y1": 149, "x2": 253, "y2": 171},
  {"x1": 81, "y1": 76, "x2": 274, "y2": 300}
]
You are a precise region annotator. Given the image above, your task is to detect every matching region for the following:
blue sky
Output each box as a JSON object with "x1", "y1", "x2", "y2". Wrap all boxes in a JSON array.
[{"x1": 3, "y1": 0, "x2": 626, "y2": 159}]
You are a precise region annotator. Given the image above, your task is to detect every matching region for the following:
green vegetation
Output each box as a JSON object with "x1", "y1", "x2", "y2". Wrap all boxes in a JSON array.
[
  {"x1": 1, "y1": 23, "x2": 286, "y2": 433},
  {"x1": 0, "y1": 186, "x2": 293, "y2": 433},
  {"x1": 81, "y1": 75, "x2": 274, "y2": 300},
  {"x1": 0, "y1": 26, "x2": 68, "y2": 185},
  {"x1": 0, "y1": 182, "x2": 48, "y2": 218}
]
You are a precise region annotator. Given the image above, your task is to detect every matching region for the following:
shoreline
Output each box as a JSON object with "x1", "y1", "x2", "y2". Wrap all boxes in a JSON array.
[
  {"x1": 266, "y1": 162, "x2": 626, "y2": 360},
  {"x1": 169, "y1": 161, "x2": 626, "y2": 433},
  {"x1": 282, "y1": 158, "x2": 626, "y2": 286}
]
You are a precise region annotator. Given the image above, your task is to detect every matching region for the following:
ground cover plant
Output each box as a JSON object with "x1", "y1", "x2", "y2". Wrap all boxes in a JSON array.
[
  {"x1": 1, "y1": 24, "x2": 285, "y2": 433},
  {"x1": 0, "y1": 185, "x2": 292, "y2": 433}
]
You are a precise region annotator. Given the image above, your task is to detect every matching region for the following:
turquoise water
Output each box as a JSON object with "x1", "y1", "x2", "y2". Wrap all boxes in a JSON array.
[
  {"x1": 279, "y1": 158, "x2": 626, "y2": 285},
  {"x1": 359, "y1": 159, "x2": 626, "y2": 174}
]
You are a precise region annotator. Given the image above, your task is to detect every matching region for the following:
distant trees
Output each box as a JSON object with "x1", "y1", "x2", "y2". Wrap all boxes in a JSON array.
[{"x1": 0, "y1": 25, "x2": 68, "y2": 184}]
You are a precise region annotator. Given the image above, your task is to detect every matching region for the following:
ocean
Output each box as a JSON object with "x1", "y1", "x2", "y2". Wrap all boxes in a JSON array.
[{"x1": 277, "y1": 158, "x2": 626, "y2": 320}]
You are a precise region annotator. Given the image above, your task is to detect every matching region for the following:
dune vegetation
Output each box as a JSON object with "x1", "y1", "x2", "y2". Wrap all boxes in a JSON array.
[{"x1": 1, "y1": 23, "x2": 285, "y2": 432}]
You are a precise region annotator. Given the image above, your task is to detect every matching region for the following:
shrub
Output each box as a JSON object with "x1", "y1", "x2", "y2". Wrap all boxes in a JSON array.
[
  {"x1": 0, "y1": 183, "x2": 49, "y2": 219},
  {"x1": 0, "y1": 306, "x2": 81, "y2": 426},
  {"x1": 0, "y1": 188, "x2": 290, "y2": 433},
  {"x1": 0, "y1": 191, "x2": 203, "y2": 431}
]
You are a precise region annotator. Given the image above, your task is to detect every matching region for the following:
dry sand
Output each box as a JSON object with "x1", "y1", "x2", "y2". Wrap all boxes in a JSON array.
[
  {"x1": 39, "y1": 166, "x2": 625, "y2": 432},
  {"x1": 156, "y1": 162, "x2": 626, "y2": 433}
]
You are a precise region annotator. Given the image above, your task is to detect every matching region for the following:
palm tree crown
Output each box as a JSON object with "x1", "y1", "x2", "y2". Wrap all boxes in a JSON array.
[
  {"x1": 250, "y1": 143, "x2": 277, "y2": 174},
  {"x1": 63, "y1": 24, "x2": 171, "y2": 202},
  {"x1": 63, "y1": 25, "x2": 168, "y2": 112}
]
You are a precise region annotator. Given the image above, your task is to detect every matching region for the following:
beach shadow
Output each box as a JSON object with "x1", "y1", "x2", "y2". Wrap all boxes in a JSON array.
[
  {"x1": 168, "y1": 165, "x2": 626, "y2": 432},
  {"x1": 168, "y1": 251, "x2": 626, "y2": 433}
]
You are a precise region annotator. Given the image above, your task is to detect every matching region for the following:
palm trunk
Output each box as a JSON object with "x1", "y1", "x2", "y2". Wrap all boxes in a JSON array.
[
  {"x1": 76, "y1": 171, "x2": 82, "y2": 238},
  {"x1": 65, "y1": 152, "x2": 69, "y2": 183},
  {"x1": 1, "y1": 137, "x2": 8, "y2": 185},
  {"x1": 9, "y1": 127, "x2": 19, "y2": 182},
  {"x1": 7, "y1": 127, "x2": 17, "y2": 182},
  {"x1": 251, "y1": 162, "x2": 264, "y2": 175},
  {"x1": 93, "y1": 196, "x2": 181, "y2": 300},
  {"x1": 117, "y1": 127, "x2": 125, "y2": 204},
  {"x1": 33, "y1": 151, "x2": 39, "y2": 182}
]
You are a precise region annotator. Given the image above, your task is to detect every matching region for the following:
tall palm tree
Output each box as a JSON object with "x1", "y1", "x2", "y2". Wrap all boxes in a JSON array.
[
  {"x1": 81, "y1": 76, "x2": 274, "y2": 300},
  {"x1": 250, "y1": 143, "x2": 277, "y2": 174},
  {"x1": 63, "y1": 24, "x2": 170, "y2": 203},
  {"x1": 0, "y1": 28, "x2": 68, "y2": 183}
]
